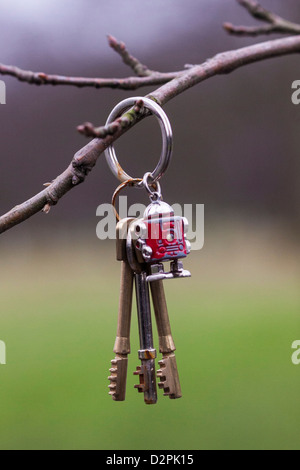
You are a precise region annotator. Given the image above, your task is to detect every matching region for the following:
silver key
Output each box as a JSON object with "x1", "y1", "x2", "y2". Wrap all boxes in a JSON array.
[
  {"x1": 126, "y1": 220, "x2": 158, "y2": 405},
  {"x1": 133, "y1": 271, "x2": 157, "y2": 405}
]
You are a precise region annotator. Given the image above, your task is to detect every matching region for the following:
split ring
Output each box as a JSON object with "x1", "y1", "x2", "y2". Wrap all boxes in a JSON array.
[
  {"x1": 111, "y1": 175, "x2": 161, "y2": 221},
  {"x1": 104, "y1": 97, "x2": 173, "y2": 184},
  {"x1": 111, "y1": 178, "x2": 142, "y2": 221}
]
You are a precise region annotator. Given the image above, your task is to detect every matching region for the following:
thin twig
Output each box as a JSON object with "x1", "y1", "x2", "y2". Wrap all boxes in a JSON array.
[
  {"x1": 77, "y1": 99, "x2": 145, "y2": 138},
  {"x1": 0, "y1": 62, "x2": 180, "y2": 89},
  {"x1": 224, "y1": 0, "x2": 300, "y2": 36},
  {"x1": 107, "y1": 35, "x2": 153, "y2": 77},
  {"x1": 0, "y1": 35, "x2": 182, "y2": 89}
]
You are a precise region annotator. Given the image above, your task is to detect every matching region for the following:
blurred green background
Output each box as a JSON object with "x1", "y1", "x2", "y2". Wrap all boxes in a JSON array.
[{"x1": 0, "y1": 221, "x2": 299, "y2": 450}]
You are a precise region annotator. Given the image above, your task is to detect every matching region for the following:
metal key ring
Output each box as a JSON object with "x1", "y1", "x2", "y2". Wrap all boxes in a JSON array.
[{"x1": 104, "y1": 97, "x2": 173, "y2": 184}]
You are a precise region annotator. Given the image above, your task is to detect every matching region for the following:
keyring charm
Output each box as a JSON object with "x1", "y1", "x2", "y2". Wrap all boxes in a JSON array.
[{"x1": 104, "y1": 97, "x2": 173, "y2": 184}]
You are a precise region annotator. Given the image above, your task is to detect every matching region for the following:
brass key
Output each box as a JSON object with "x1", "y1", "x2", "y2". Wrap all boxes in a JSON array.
[
  {"x1": 150, "y1": 280, "x2": 182, "y2": 399},
  {"x1": 108, "y1": 218, "x2": 134, "y2": 401}
]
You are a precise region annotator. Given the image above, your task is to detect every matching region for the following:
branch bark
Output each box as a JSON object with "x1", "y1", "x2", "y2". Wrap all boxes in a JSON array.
[
  {"x1": 0, "y1": 1, "x2": 299, "y2": 234},
  {"x1": 224, "y1": 0, "x2": 300, "y2": 36},
  {"x1": 0, "y1": 35, "x2": 182, "y2": 90},
  {"x1": 0, "y1": 62, "x2": 181, "y2": 90}
]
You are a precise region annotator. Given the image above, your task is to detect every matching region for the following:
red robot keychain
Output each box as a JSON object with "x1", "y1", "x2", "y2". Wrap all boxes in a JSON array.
[
  {"x1": 132, "y1": 172, "x2": 191, "y2": 282},
  {"x1": 104, "y1": 97, "x2": 191, "y2": 405}
]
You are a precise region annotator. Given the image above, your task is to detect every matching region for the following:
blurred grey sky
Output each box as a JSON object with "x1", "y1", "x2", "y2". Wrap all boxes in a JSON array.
[{"x1": 0, "y1": 0, "x2": 299, "y2": 242}]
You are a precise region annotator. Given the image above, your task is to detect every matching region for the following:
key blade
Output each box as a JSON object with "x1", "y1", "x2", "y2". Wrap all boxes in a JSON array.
[
  {"x1": 157, "y1": 354, "x2": 182, "y2": 399},
  {"x1": 134, "y1": 361, "x2": 157, "y2": 404},
  {"x1": 134, "y1": 272, "x2": 158, "y2": 405},
  {"x1": 108, "y1": 356, "x2": 128, "y2": 401}
]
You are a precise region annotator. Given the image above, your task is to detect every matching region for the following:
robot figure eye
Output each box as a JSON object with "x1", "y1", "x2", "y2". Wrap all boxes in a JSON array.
[{"x1": 134, "y1": 222, "x2": 148, "y2": 239}]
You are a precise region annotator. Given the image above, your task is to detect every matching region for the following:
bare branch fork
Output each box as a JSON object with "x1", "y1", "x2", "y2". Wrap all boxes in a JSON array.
[
  {"x1": 0, "y1": 35, "x2": 181, "y2": 90},
  {"x1": 0, "y1": 0, "x2": 300, "y2": 234},
  {"x1": 224, "y1": 0, "x2": 300, "y2": 36}
]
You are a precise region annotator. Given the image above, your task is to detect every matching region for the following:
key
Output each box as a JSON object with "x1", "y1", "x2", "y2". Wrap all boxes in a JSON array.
[
  {"x1": 134, "y1": 271, "x2": 157, "y2": 405},
  {"x1": 150, "y1": 280, "x2": 182, "y2": 399},
  {"x1": 108, "y1": 218, "x2": 134, "y2": 401},
  {"x1": 127, "y1": 220, "x2": 158, "y2": 405}
]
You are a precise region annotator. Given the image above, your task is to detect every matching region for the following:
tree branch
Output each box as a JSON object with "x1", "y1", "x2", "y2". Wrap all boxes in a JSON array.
[
  {"x1": 77, "y1": 99, "x2": 146, "y2": 138},
  {"x1": 1, "y1": 1, "x2": 300, "y2": 234},
  {"x1": 0, "y1": 62, "x2": 181, "y2": 89},
  {"x1": 107, "y1": 35, "x2": 153, "y2": 77},
  {"x1": 224, "y1": 0, "x2": 300, "y2": 36},
  {"x1": 0, "y1": 35, "x2": 181, "y2": 90}
]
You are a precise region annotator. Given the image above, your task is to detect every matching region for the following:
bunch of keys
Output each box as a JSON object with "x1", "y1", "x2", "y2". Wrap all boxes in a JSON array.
[{"x1": 104, "y1": 97, "x2": 191, "y2": 405}]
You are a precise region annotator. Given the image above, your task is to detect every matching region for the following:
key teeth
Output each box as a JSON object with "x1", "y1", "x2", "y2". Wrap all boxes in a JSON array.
[
  {"x1": 156, "y1": 355, "x2": 182, "y2": 400},
  {"x1": 157, "y1": 369, "x2": 166, "y2": 380},
  {"x1": 108, "y1": 356, "x2": 128, "y2": 401},
  {"x1": 108, "y1": 375, "x2": 117, "y2": 382},
  {"x1": 133, "y1": 366, "x2": 142, "y2": 376},
  {"x1": 157, "y1": 360, "x2": 167, "y2": 384},
  {"x1": 108, "y1": 359, "x2": 118, "y2": 398},
  {"x1": 134, "y1": 365, "x2": 145, "y2": 394}
]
